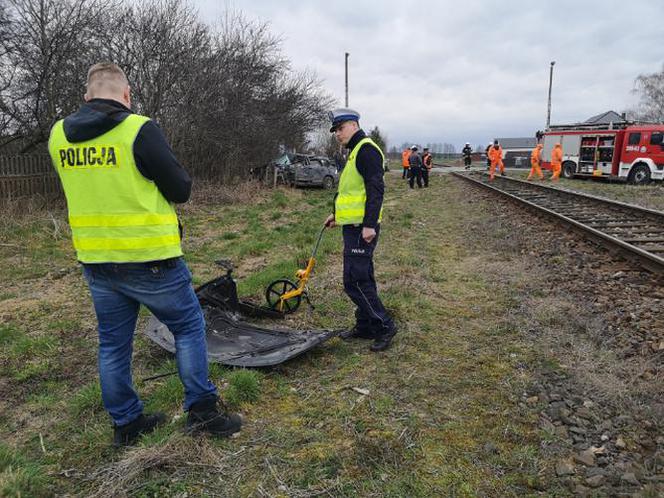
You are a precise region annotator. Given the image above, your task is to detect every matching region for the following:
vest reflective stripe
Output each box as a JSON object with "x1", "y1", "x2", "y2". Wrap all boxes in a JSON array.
[
  {"x1": 73, "y1": 234, "x2": 181, "y2": 251},
  {"x1": 48, "y1": 114, "x2": 183, "y2": 263},
  {"x1": 335, "y1": 137, "x2": 385, "y2": 225},
  {"x1": 68, "y1": 213, "x2": 179, "y2": 228}
]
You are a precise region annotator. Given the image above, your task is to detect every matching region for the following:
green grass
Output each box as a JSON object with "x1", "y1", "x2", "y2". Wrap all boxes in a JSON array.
[
  {"x1": 0, "y1": 173, "x2": 622, "y2": 496},
  {"x1": 0, "y1": 444, "x2": 50, "y2": 497}
]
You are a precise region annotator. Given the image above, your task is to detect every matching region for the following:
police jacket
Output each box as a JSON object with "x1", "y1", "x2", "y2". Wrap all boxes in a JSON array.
[
  {"x1": 334, "y1": 129, "x2": 384, "y2": 228},
  {"x1": 462, "y1": 145, "x2": 472, "y2": 157},
  {"x1": 61, "y1": 98, "x2": 192, "y2": 203}
]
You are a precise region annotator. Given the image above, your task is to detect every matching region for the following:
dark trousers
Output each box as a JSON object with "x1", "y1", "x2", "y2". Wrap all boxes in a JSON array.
[
  {"x1": 402, "y1": 167, "x2": 408, "y2": 179},
  {"x1": 421, "y1": 167, "x2": 429, "y2": 187},
  {"x1": 409, "y1": 166, "x2": 423, "y2": 188},
  {"x1": 342, "y1": 225, "x2": 393, "y2": 334}
]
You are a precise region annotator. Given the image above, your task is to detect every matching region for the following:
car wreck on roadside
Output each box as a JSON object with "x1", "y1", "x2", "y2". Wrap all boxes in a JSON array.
[{"x1": 272, "y1": 153, "x2": 339, "y2": 189}]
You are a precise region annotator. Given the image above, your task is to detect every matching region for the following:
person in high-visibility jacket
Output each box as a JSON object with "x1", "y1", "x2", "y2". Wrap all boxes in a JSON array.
[
  {"x1": 488, "y1": 140, "x2": 505, "y2": 180},
  {"x1": 48, "y1": 63, "x2": 241, "y2": 446},
  {"x1": 551, "y1": 143, "x2": 563, "y2": 181},
  {"x1": 528, "y1": 143, "x2": 544, "y2": 180},
  {"x1": 401, "y1": 147, "x2": 411, "y2": 179},
  {"x1": 421, "y1": 147, "x2": 433, "y2": 187},
  {"x1": 325, "y1": 108, "x2": 397, "y2": 352}
]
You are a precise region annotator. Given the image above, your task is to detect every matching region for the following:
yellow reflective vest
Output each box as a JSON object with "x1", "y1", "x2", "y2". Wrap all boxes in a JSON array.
[
  {"x1": 48, "y1": 114, "x2": 183, "y2": 263},
  {"x1": 335, "y1": 137, "x2": 385, "y2": 225}
]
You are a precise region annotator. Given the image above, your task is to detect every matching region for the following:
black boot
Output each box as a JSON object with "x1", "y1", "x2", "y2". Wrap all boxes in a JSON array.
[
  {"x1": 186, "y1": 397, "x2": 242, "y2": 437},
  {"x1": 340, "y1": 326, "x2": 376, "y2": 340},
  {"x1": 370, "y1": 323, "x2": 397, "y2": 352},
  {"x1": 113, "y1": 412, "x2": 167, "y2": 447}
]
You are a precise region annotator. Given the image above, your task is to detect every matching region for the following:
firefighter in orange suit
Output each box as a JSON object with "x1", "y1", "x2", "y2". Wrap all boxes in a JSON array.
[
  {"x1": 551, "y1": 143, "x2": 563, "y2": 181},
  {"x1": 401, "y1": 147, "x2": 411, "y2": 179},
  {"x1": 488, "y1": 140, "x2": 504, "y2": 180},
  {"x1": 528, "y1": 143, "x2": 544, "y2": 180}
]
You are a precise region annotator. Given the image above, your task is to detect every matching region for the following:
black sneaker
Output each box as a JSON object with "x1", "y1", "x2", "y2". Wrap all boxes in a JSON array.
[
  {"x1": 186, "y1": 398, "x2": 242, "y2": 437},
  {"x1": 113, "y1": 412, "x2": 167, "y2": 447},
  {"x1": 370, "y1": 324, "x2": 397, "y2": 352},
  {"x1": 340, "y1": 326, "x2": 376, "y2": 340}
]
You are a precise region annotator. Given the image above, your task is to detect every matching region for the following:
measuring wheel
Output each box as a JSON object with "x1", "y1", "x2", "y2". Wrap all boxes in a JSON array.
[{"x1": 265, "y1": 279, "x2": 302, "y2": 314}]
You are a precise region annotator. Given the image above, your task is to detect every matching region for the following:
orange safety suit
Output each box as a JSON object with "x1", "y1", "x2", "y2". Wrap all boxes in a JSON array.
[
  {"x1": 401, "y1": 149, "x2": 411, "y2": 168},
  {"x1": 488, "y1": 145, "x2": 504, "y2": 180},
  {"x1": 401, "y1": 149, "x2": 411, "y2": 179},
  {"x1": 551, "y1": 143, "x2": 563, "y2": 181},
  {"x1": 528, "y1": 144, "x2": 544, "y2": 180}
]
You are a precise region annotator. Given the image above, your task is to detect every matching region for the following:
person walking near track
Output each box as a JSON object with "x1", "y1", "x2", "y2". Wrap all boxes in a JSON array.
[
  {"x1": 551, "y1": 142, "x2": 563, "y2": 181},
  {"x1": 528, "y1": 143, "x2": 544, "y2": 180},
  {"x1": 462, "y1": 142, "x2": 472, "y2": 170},
  {"x1": 488, "y1": 140, "x2": 505, "y2": 180}
]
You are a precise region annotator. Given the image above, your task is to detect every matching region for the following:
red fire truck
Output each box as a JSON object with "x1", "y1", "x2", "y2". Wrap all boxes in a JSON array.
[{"x1": 541, "y1": 122, "x2": 664, "y2": 184}]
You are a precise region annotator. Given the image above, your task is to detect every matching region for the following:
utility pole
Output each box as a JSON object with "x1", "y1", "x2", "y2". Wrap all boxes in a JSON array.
[
  {"x1": 546, "y1": 61, "x2": 555, "y2": 130},
  {"x1": 344, "y1": 52, "x2": 349, "y2": 107}
]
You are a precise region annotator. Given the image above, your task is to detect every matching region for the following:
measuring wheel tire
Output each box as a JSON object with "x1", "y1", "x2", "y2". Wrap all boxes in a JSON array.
[{"x1": 265, "y1": 279, "x2": 302, "y2": 314}]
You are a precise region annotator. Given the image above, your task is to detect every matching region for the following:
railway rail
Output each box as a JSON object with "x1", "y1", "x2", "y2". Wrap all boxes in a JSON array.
[{"x1": 452, "y1": 172, "x2": 664, "y2": 273}]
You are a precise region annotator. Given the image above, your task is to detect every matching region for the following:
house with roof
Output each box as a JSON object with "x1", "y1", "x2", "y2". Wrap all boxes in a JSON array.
[{"x1": 583, "y1": 110, "x2": 626, "y2": 126}]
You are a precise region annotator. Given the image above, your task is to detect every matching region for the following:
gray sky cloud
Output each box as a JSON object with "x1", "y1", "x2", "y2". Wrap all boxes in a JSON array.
[{"x1": 195, "y1": 0, "x2": 663, "y2": 150}]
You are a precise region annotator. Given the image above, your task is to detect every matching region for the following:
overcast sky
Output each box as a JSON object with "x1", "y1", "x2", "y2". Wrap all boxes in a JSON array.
[{"x1": 194, "y1": 0, "x2": 663, "y2": 150}]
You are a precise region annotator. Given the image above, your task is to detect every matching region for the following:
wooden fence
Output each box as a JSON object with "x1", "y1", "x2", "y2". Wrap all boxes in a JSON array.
[{"x1": 0, "y1": 154, "x2": 61, "y2": 200}]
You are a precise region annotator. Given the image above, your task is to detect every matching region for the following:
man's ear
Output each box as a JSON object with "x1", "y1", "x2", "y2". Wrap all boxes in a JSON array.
[{"x1": 83, "y1": 91, "x2": 90, "y2": 102}]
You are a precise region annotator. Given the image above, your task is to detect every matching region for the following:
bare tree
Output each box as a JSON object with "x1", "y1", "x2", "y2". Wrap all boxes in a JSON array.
[
  {"x1": 308, "y1": 126, "x2": 339, "y2": 157},
  {"x1": 0, "y1": 0, "x2": 334, "y2": 182},
  {"x1": 0, "y1": 0, "x2": 110, "y2": 151},
  {"x1": 631, "y1": 64, "x2": 664, "y2": 123}
]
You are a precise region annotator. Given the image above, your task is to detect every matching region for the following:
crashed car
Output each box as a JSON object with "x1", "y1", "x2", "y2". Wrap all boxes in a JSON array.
[{"x1": 273, "y1": 153, "x2": 339, "y2": 189}]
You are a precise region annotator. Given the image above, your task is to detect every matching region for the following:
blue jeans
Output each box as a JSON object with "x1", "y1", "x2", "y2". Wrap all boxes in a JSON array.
[{"x1": 82, "y1": 257, "x2": 217, "y2": 426}]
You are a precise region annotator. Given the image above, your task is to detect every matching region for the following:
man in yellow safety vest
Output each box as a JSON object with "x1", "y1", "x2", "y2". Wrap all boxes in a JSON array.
[
  {"x1": 324, "y1": 108, "x2": 397, "y2": 352},
  {"x1": 48, "y1": 62, "x2": 241, "y2": 447}
]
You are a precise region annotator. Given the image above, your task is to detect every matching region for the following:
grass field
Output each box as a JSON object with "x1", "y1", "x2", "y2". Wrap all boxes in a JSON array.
[{"x1": 1, "y1": 170, "x2": 659, "y2": 497}]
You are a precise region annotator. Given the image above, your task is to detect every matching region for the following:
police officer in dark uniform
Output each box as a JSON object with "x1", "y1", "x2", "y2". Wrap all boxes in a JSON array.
[
  {"x1": 408, "y1": 145, "x2": 423, "y2": 189},
  {"x1": 325, "y1": 108, "x2": 397, "y2": 352}
]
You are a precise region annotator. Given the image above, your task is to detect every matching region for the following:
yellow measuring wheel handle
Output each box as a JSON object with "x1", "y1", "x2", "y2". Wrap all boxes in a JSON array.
[{"x1": 279, "y1": 257, "x2": 316, "y2": 304}]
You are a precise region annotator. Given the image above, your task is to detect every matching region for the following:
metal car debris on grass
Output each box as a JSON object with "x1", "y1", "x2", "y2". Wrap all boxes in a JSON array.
[{"x1": 145, "y1": 256, "x2": 339, "y2": 368}]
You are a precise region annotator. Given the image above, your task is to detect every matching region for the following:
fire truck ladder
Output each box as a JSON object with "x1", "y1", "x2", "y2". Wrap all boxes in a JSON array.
[{"x1": 452, "y1": 172, "x2": 664, "y2": 273}]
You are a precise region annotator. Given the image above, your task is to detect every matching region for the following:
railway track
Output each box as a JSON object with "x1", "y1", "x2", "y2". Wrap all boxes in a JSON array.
[{"x1": 452, "y1": 172, "x2": 664, "y2": 273}]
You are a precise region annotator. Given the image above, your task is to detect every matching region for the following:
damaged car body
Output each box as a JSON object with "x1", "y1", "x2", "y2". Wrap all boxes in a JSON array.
[{"x1": 144, "y1": 261, "x2": 339, "y2": 367}]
